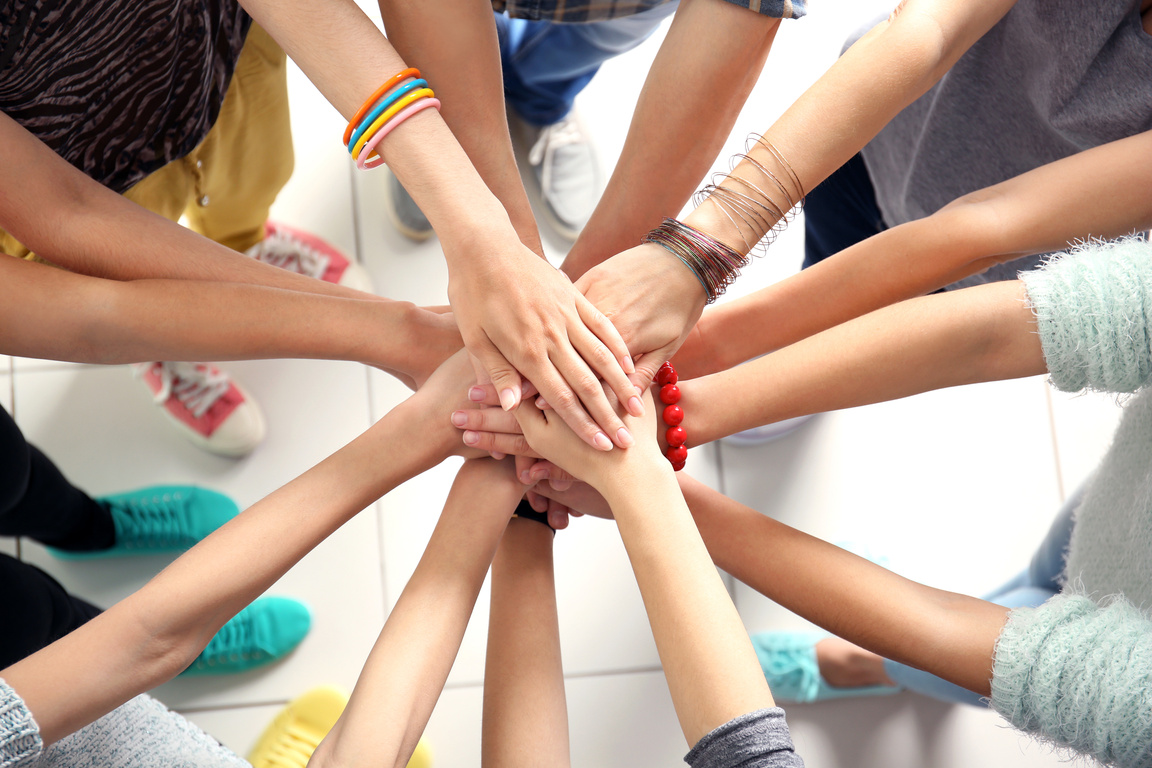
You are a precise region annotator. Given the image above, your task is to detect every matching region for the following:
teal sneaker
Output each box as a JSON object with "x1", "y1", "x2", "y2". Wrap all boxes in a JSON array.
[
  {"x1": 49, "y1": 485, "x2": 239, "y2": 560},
  {"x1": 751, "y1": 631, "x2": 902, "y2": 703},
  {"x1": 182, "y1": 596, "x2": 312, "y2": 676}
]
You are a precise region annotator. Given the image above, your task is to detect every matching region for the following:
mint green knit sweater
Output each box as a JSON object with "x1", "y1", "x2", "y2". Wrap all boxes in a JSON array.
[{"x1": 991, "y1": 237, "x2": 1152, "y2": 768}]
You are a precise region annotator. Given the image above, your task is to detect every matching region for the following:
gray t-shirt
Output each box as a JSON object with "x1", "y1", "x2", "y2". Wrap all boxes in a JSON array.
[
  {"x1": 684, "y1": 708, "x2": 804, "y2": 768},
  {"x1": 861, "y1": 0, "x2": 1152, "y2": 287}
]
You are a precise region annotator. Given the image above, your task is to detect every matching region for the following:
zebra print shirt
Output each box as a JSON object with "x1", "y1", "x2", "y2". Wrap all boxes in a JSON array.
[{"x1": 0, "y1": 0, "x2": 250, "y2": 193}]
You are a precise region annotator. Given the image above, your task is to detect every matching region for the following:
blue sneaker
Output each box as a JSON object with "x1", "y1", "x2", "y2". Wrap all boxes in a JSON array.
[
  {"x1": 182, "y1": 596, "x2": 312, "y2": 676},
  {"x1": 49, "y1": 485, "x2": 239, "y2": 559},
  {"x1": 751, "y1": 631, "x2": 902, "y2": 703}
]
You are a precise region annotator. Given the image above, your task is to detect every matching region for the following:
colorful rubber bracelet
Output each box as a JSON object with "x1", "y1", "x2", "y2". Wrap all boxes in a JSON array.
[
  {"x1": 342, "y1": 67, "x2": 420, "y2": 146},
  {"x1": 347, "y1": 78, "x2": 427, "y2": 154},
  {"x1": 357, "y1": 98, "x2": 441, "y2": 170},
  {"x1": 350, "y1": 87, "x2": 435, "y2": 160}
]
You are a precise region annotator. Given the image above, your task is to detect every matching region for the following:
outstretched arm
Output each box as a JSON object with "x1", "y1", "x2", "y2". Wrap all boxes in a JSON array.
[
  {"x1": 0, "y1": 349, "x2": 481, "y2": 745},
  {"x1": 676, "y1": 129, "x2": 1152, "y2": 377},
  {"x1": 577, "y1": 0, "x2": 1021, "y2": 383},
  {"x1": 514, "y1": 394, "x2": 773, "y2": 747},
  {"x1": 309, "y1": 459, "x2": 524, "y2": 768},
  {"x1": 482, "y1": 517, "x2": 570, "y2": 768},
  {"x1": 0, "y1": 256, "x2": 459, "y2": 388}
]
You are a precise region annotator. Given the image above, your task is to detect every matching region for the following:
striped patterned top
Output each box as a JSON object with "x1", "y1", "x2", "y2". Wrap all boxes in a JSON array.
[
  {"x1": 491, "y1": 0, "x2": 805, "y2": 23},
  {"x1": 0, "y1": 0, "x2": 250, "y2": 193}
]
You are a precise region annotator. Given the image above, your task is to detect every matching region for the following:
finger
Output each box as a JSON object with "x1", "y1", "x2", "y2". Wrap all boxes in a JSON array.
[
  {"x1": 525, "y1": 460, "x2": 576, "y2": 491},
  {"x1": 460, "y1": 429, "x2": 540, "y2": 458},
  {"x1": 468, "y1": 380, "x2": 540, "y2": 406},
  {"x1": 572, "y1": 309, "x2": 643, "y2": 419},
  {"x1": 545, "y1": 350, "x2": 634, "y2": 450},
  {"x1": 531, "y1": 359, "x2": 621, "y2": 451},
  {"x1": 516, "y1": 455, "x2": 539, "y2": 485},
  {"x1": 547, "y1": 498, "x2": 570, "y2": 531},
  {"x1": 527, "y1": 488, "x2": 549, "y2": 513},
  {"x1": 631, "y1": 345, "x2": 680, "y2": 390},
  {"x1": 450, "y1": 408, "x2": 523, "y2": 435},
  {"x1": 575, "y1": 291, "x2": 635, "y2": 377},
  {"x1": 471, "y1": 340, "x2": 522, "y2": 412},
  {"x1": 489, "y1": 451, "x2": 506, "y2": 460}
]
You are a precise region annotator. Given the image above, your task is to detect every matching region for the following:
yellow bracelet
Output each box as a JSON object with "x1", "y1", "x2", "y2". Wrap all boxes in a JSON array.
[{"x1": 350, "y1": 88, "x2": 435, "y2": 160}]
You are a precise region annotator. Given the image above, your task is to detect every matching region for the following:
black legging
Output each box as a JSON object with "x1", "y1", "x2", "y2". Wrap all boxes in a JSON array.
[{"x1": 0, "y1": 405, "x2": 111, "y2": 667}]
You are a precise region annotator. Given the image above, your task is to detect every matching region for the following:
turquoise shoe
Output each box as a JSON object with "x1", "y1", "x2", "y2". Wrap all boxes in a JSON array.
[
  {"x1": 49, "y1": 485, "x2": 239, "y2": 559},
  {"x1": 751, "y1": 630, "x2": 902, "y2": 703},
  {"x1": 182, "y1": 596, "x2": 312, "y2": 676}
]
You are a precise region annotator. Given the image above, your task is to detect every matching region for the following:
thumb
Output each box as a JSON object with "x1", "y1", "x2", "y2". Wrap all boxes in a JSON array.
[{"x1": 472, "y1": 341, "x2": 523, "y2": 412}]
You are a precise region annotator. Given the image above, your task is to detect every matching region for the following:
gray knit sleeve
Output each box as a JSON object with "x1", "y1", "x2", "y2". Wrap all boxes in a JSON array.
[
  {"x1": 0, "y1": 680, "x2": 42, "y2": 768},
  {"x1": 1020, "y1": 237, "x2": 1152, "y2": 393},
  {"x1": 991, "y1": 593, "x2": 1152, "y2": 768},
  {"x1": 684, "y1": 708, "x2": 804, "y2": 768}
]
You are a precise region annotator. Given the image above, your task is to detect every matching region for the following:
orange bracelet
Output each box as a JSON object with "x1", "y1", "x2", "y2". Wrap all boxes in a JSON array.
[{"x1": 342, "y1": 67, "x2": 421, "y2": 146}]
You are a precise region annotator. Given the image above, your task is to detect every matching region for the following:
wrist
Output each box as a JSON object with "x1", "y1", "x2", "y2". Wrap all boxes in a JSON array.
[{"x1": 636, "y1": 241, "x2": 709, "y2": 314}]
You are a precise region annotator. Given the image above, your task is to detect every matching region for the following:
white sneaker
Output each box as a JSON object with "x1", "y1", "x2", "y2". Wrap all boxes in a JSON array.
[
  {"x1": 245, "y1": 221, "x2": 374, "y2": 293},
  {"x1": 512, "y1": 109, "x2": 602, "y2": 242},
  {"x1": 133, "y1": 361, "x2": 266, "y2": 458}
]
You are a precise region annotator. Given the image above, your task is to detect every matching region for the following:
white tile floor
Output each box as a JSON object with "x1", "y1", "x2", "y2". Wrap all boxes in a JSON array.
[{"x1": 3, "y1": 1, "x2": 1127, "y2": 766}]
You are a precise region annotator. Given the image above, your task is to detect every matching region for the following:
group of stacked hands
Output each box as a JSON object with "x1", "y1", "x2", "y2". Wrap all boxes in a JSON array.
[{"x1": 1, "y1": 0, "x2": 1151, "y2": 766}]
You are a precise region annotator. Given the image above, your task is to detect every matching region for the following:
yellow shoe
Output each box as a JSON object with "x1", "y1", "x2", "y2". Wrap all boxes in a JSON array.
[
  {"x1": 406, "y1": 738, "x2": 433, "y2": 768},
  {"x1": 247, "y1": 685, "x2": 348, "y2": 768}
]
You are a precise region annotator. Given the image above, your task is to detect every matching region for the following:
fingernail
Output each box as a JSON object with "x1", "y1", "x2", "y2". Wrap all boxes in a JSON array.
[
  {"x1": 451, "y1": 411, "x2": 468, "y2": 428},
  {"x1": 536, "y1": 397, "x2": 548, "y2": 409},
  {"x1": 499, "y1": 388, "x2": 518, "y2": 411},
  {"x1": 627, "y1": 396, "x2": 644, "y2": 417},
  {"x1": 593, "y1": 432, "x2": 613, "y2": 451},
  {"x1": 622, "y1": 356, "x2": 636, "y2": 375},
  {"x1": 468, "y1": 386, "x2": 487, "y2": 402},
  {"x1": 520, "y1": 470, "x2": 531, "y2": 484},
  {"x1": 616, "y1": 427, "x2": 634, "y2": 448},
  {"x1": 531, "y1": 468, "x2": 550, "y2": 482},
  {"x1": 463, "y1": 431, "x2": 479, "y2": 446}
]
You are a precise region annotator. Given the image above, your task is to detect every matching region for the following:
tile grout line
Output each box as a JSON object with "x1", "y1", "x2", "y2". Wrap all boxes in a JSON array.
[
  {"x1": 441, "y1": 664, "x2": 665, "y2": 691},
  {"x1": 1043, "y1": 383, "x2": 1066, "y2": 503},
  {"x1": 176, "y1": 698, "x2": 290, "y2": 715}
]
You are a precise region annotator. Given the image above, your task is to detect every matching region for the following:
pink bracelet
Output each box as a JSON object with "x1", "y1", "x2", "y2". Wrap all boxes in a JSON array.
[{"x1": 356, "y1": 98, "x2": 442, "y2": 170}]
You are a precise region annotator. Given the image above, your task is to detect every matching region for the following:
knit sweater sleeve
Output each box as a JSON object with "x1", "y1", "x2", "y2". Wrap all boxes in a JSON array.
[
  {"x1": 990, "y1": 593, "x2": 1152, "y2": 768},
  {"x1": 684, "y1": 708, "x2": 804, "y2": 768},
  {"x1": 0, "y1": 680, "x2": 42, "y2": 768},
  {"x1": 1019, "y1": 237, "x2": 1152, "y2": 393}
]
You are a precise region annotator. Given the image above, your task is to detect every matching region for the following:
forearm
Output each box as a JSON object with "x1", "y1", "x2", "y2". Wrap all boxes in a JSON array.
[
  {"x1": 0, "y1": 257, "x2": 459, "y2": 376},
  {"x1": 686, "y1": 0, "x2": 1016, "y2": 251},
  {"x1": 3, "y1": 396, "x2": 448, "y2": 745},
  {"x1": 482, "y1": 519, "x2": 570, "y2": 768},
  {"x1": 373, "y1": 0, "x2": 542, "y2": 253},
  {"x1": 315, "y1": 460, "x2": 524, "y2": 768},
  {"x1": 678, "y1": 473, "x2": 1008, "y2": 695},
  {"x1": 684, "y1": 280, "x2": 1045, "y2": 445},
  {"x1": 603, "y1": 462, "x2": 772, "y2": 747},
  {"x1": 691, "y1": 131, "x2": 1152, "y2": 373},
  {"x1": 563, "y1": 0, "x2": 780, "y2": 278}
]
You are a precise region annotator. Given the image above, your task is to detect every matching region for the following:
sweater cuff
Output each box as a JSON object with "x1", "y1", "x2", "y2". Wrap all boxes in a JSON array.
[
  {"x1": 684, "y1": 707, "x2": 804, "y2": 768},
  {"x1": 0, "y1": 679, "x2": 43, "y2": 767},
  {"x1": 991, "y1": 593, "x2": 1152, "y2": 768},
  {"x1": 1020, "y1": 237, "x2": 1152, "y2": 393}
]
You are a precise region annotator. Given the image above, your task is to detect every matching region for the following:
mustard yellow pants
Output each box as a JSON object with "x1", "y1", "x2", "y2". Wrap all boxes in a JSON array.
[{"x1": 1, "y1": 23, "x2": 294, "y2": 260}]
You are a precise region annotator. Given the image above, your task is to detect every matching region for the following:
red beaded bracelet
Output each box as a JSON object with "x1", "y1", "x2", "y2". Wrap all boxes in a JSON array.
[{"x1": 657, "y1": 362, "x2": 687, "y2": 471}]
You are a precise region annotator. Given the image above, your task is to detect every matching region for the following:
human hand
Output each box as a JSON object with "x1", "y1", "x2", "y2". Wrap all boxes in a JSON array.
[
  {"x1": 575, "y1": 242, "x2": 707, "y2": 388},
  {"x1": 446, "y1": 239, "x2": 643, "y2": 451},
  {"x1": 407, "y1": 348, "x2": 495, "y2": 461},
  {"x1": 528, "y1": 477, "x2": 614, "y2": 521},
  {"x1": 512, "y1": 387, "x2": 664, "y2": 495}
]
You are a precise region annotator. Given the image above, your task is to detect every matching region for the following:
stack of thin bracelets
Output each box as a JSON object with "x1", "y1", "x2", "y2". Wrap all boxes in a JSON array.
[
  {"x1": 643, "y1": 135, "x2": 805, "y2": 304},
  {"x1": 343, "y1": 67, "x2": 441, "y2": 170}
]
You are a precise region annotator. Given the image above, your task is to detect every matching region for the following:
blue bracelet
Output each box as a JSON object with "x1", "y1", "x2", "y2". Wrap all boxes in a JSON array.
[{"x1": 347, "y1": 78, "x2": 428, "y2": 154}]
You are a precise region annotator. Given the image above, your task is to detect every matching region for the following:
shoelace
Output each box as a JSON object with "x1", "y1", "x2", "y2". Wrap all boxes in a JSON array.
[
  {"x1": 263, "y1": 724, "x2": 323, "y2": 768},
  {"x1": 144, "y1": 362, "x2": 231, "y2": 419},
  {"x1": 527, "y1": 114, "x2": 585, "y2": 198},
  {"x1": 111, "y1": 491, "x2": 192, "y2": 548},
  {"x1": 196, "y1": 608, "x2": 266, "y2": 668},
  {"x1": 247, "y1": 232, "x2": 330, "y2": 280},
  {"x1": 762, "y1": 648, "x2": 821, "y2": 703}
]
